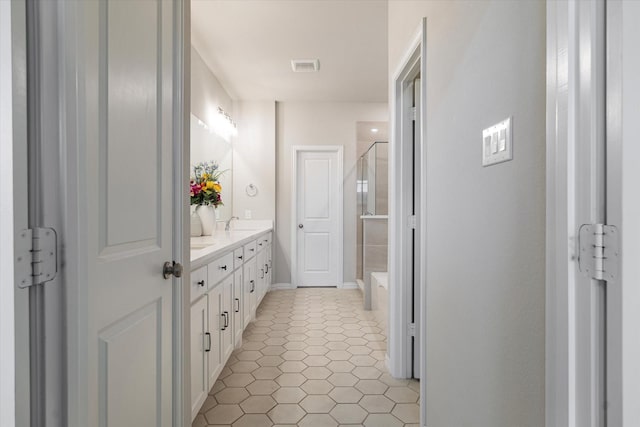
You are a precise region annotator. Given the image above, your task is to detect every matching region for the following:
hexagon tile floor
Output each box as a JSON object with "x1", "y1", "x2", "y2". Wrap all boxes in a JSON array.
[{"x1": 192, "y1": 288, "x2": 420, "y2": 427}]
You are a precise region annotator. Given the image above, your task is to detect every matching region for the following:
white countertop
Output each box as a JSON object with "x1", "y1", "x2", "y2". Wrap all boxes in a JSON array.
[{"x1": 190, "y1": 220, "x2": 273, "y2": 269}]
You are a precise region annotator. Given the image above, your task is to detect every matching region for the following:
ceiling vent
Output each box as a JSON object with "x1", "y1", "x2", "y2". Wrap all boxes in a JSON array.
[{"x1": 291, "y1": 59, "x2": 320, "y2": 73}]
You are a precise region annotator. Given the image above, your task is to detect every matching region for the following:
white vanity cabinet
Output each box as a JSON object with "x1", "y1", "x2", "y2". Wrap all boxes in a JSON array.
[{"x1": 189, "y1": 227, "x2": 273, "y2": 421}]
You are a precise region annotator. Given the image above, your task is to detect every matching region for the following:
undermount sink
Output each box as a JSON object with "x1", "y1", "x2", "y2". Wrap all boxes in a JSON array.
[{"x1": 190, "y1": 242, "x2": 216, "y2": 250}]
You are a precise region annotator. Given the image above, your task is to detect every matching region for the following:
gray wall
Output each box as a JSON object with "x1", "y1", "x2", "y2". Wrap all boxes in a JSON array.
[{"x1": 389, "y1": 1, "x2": 546, "y2": 426}]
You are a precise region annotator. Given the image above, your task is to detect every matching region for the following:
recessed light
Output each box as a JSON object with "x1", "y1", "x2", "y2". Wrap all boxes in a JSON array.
[{"x1": 371, "y1": 128, "x2": 379, "y2": 133}]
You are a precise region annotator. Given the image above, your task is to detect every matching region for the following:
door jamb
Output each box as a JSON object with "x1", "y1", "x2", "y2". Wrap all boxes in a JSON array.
[
  {"x1": 290, "y1": 145, "x2": 344, "y2": 288},
  {"x1": 389, "y1": 17, "x2": 427, "y2": 426}
]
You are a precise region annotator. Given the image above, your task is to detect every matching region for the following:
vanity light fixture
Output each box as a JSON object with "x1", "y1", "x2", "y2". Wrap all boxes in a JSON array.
[{"x1": 213, "y1": 107, "x2": 238, "y2": 141}]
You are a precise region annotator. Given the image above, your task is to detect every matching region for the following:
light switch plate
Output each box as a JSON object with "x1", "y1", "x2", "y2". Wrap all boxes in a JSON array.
[{"x1": 482, "y1": 117, "x2": 512, "y2": 167}]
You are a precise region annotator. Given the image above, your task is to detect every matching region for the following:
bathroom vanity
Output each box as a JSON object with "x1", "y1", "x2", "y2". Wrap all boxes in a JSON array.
[{"x1": 188, "y1": 221, "x2": 273, "y2": 420}]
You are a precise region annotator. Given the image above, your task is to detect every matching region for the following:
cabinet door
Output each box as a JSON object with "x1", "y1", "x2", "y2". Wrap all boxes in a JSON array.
[
  {"x1": 233, "y1": 269, "x2": 244, "y2": 348},
  {"x1": 243, "y1": 258, "x2": 257, "y2": 326},
  {"x1": 220, "y1": 278, "x2": 234, "y2": 363},
  {"x1": 190, "y1": 296, "x2": 208, "y2": 421},
  {"x1": 207, "y1": 286, "x2": 222, "y2": 388}
]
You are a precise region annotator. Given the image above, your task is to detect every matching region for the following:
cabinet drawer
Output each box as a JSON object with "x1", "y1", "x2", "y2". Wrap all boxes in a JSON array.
[
  {"x1": 244, "y1": 240, "x2": 257, "y2": 260},
  {"x1": 259, "y1": 232, "x2": 272, "y2": 248},
  {"x1": 208, "y1": 252, "x2": 234, "y2": 287},
  {"x1": 190, "y1": 266, "x2": 208, "y2": 303},
  {"x1": 233, "y1": 247, "x2": 244, "y2": 270}
]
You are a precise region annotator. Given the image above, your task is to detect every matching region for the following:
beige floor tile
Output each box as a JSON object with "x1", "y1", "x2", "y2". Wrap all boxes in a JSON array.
[
  {"x1": 328, "y1": 387, "x2": 364, "y2": 404},
  {"x1": 240, "y1": 395, "x2": 277, "y2": 413},
  {"x1": 252, "y1": 366, "x2": 282, "y2": 380},
  {"x1": 358, "y1": 395, "x2": 394, "y2": 413},
  {"x1": 330, "y1": 404, "x2": 368, "y2": 424},
  {"x1": 247, "y1": 380, "x2": 280, "y2": 395},
  {"x1": 192, "y1": 414, "x2": 207, "y2": 427},
  {"x1": 362, "y1": 413, "x2": 403, "y2": 427},
  {"x1": 298, "y1": 413, "x2": 339, "y2": 427},
  {"x1": 260, "y1": 345, "x2": 287, "y2": 356},
  {"x1": 223, "y1": 373, "x2": 255, "y2": 388},
  {"x1": 229, "y1": 361, "x2": 259, "y2": 373},
  {"x1": 267, "y1": 403, "x2": 306, "y2": 424},
  {"x1": 328, "y1": 373, "x2": 359, "y2": 387},
  {"x1": 235, "y1": 350, "x2": 262, "y2": 361},
  {"x1": 257, "y1": 355, "x2": 284, "y2": 367},
  {"x1": 303, "y1": 355, "x2": 331, "y2": 367},
  {"x1": 272, "y1": 387, "x2": 307, "y2": 404},
  {"x1": 352, "y1": 367, "x2": 382, "y2": 380},
  {"x1": 302, "y1": 366, "x2": 332, "y2": 379},
  {"x1": 232, "y1": 414, "x2": 273, "y2": 427},
  {"x1": 392, "y1": 403, "x2": 420, "y2": 423},
  {"x1": 327, "y1": 361, "x2": 355, "y2": 373},
  {"x1": 301, "y1": 379, "x2": 335, "y2": 395},
  {"x1": 275, "y1": 373, "x2": 306, "y2": 387},
  {"x1": 204, "y1": 404, "x2": 243, "y2": 425},
  {"x1": 281, "y1": 350, "x2": 306, "y2": 361},
  {"x1": 385, "y1": 387, "x2": 419, "y2": 403},
  {"x1": 300, "y1": 394, "x2": 336, "y2": 413},
  {"x1": 279, "y1": 361, "x2": 307, "y2": 373},
  {"x1": 214, "y1": 387, "x2": 250, "y2": 404},
  {"x1": 354, "y1": 380, "x2": 388, "y2": 395}
]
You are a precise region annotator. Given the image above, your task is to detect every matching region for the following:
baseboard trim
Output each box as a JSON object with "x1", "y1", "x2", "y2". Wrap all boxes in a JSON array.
[
  {"x1": 341, "y1": 282, "x2": 359, "y2": 289},
  {"x1": 270, "y1": 282, "x2": 294, "y2": 290}
]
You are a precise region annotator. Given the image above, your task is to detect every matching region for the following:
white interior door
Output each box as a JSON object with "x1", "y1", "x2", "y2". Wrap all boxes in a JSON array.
[
  {"x1": 67, "y1": 1, "x2": 179, "y2": 425},
  {"x1": 295, "y1": 148, "x2": 343, "y2": 287}
]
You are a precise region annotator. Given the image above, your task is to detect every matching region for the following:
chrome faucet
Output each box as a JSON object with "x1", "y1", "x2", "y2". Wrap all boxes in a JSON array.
[{"x1": 225, "y1": 216, "x2": 240, "y2": 231}]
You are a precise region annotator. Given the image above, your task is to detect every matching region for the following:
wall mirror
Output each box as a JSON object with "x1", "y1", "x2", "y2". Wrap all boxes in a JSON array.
[{"x1": 190, "y1": 113, "x2": 233, "y2": 221}]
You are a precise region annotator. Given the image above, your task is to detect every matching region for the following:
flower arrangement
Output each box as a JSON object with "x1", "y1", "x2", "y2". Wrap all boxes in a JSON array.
[{"x1": 190, "y1": 161, "x2": 225, "y2": 207}]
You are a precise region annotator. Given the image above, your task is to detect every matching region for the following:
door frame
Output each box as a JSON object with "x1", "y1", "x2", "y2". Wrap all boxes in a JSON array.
[
  {"x1": 389, "y1": 17, "x2": 427, "y2": 425},
  {"x1": 546, "y1": 1, "x2": 608, "y2": 425},
  {"x1": 290, "y1": 145, "x2": 344, "y2": 288}
]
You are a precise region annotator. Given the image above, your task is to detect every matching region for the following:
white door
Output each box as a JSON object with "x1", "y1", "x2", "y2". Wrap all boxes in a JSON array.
[
  {"x1": 67, "y1": 1, "x2": 180, "y2": 425},
  {"x1": 294, "y1": 148, "x2": 343, "y2": 287}
]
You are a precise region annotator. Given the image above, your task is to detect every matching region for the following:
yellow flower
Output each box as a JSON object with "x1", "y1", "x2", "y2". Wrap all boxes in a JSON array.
[
  {"x1": 206, "y1": 181, "x2": 215, "y2": 190},
  {"x1": 202, "y1": 173, "x2": 209, "y2": 180},
  {"x1": 212, "y1": 183, "x2": 222, "y2": 192}
]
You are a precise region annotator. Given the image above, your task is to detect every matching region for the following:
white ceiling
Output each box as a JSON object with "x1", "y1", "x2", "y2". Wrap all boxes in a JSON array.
[{"x1": 191, "y1": 0, "x2": 389, "y2": 102}]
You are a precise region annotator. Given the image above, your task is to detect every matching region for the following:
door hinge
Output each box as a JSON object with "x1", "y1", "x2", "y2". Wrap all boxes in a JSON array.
[
  {"x1": 408, "y1": 323, "x2": 416, "y2": 337},
  {"x1": 407, "y1": 215, "x2": 417, "y2": 229},
  {"x1": 410, "y1": 107, "x2": 417, "y2": 121},
  {"x1": 15, "y1": 228, "x2": 57, "y2": 288},
  {"x1": 578, "y1": 224, "x2": 619, "y2": 282}
]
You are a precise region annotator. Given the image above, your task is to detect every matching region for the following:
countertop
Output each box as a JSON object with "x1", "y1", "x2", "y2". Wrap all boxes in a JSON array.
[{"x1": 190, "y1": 220, "x2": 273, "y2": 270}]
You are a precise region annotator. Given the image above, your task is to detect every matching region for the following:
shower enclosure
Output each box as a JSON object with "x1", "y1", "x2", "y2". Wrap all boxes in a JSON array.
[{"x1": 356, "y1": 141, "x2": 388, "y2": 309}]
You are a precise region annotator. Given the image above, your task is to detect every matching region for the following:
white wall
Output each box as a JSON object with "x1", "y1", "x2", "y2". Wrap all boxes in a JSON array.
[
  {"x1": 274, "y1": 102, "x2": 388, "y2": 285},
  {"x1": 232, "y1": 101, "x2": 276, "y2": 222},
  {"x1": 0, "y1": 1, "x2": 15, "y2": 424},
  {"x1": 389, "y1": 1, "x2": 546, "y2": 426}
]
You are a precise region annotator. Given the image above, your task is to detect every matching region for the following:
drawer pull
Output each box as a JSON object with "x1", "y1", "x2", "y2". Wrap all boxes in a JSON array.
[
  {"x1": 221, "y1": 313, "x2": 226, "y2": 330},
  {"x1": 258, "y1": 242, "x2": 263, "y2": 247},
  {"x1": 237, "y1": 255, "x2": 243, "y2": 260},
  {"x1": 249, "y1": 248, "x2": 255, "y2": 252},
  {"x1": 205, "y1": 332, "x2": 211, "y2": 352},
  {"x1": 265, "y1": 264, "x2": 269, "y2": 274},
  {"x1": 235, "y1": 298, "x2": 240, "y2": 313},
  {"x1": 260, "y1": 268, "x2": 264, "y2": 279},
  {"x1": 224, "y1": 311, "x2": 229, "y2": 328},
  {"x1": 250, "y1": 280, "x2": 255, "y2": 293},
  {"x1": 197, "y1": 280, "x2": 205, "y2": 287}
]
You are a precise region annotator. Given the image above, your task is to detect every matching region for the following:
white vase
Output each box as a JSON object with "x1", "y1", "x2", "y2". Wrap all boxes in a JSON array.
[
  {"x1": 197, "y1": 205, "x2": 216, "y2": 236},
  {"x1": 190, "y1": 210, "x2": 202, "y2": 237}
]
